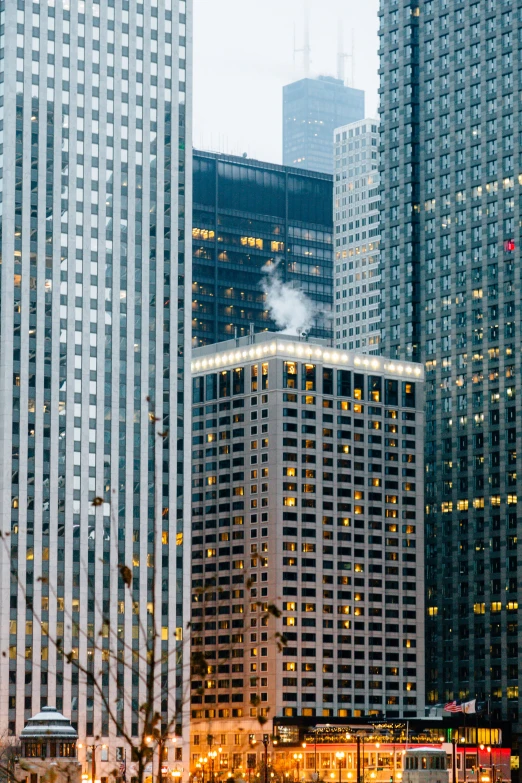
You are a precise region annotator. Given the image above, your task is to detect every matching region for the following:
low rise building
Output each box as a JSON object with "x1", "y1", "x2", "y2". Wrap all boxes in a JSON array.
[{"x1": 16, "y1": 707, "x2": 81, "y2": 783}]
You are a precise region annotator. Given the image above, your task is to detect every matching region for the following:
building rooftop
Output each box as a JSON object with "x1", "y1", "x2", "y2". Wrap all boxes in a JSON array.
[
  {"x1": 20, "y1": 707, "x2": 78, "y2": 740},
  {"x1": 191, "y1": 331, "x2": 424, "y2": 380}
]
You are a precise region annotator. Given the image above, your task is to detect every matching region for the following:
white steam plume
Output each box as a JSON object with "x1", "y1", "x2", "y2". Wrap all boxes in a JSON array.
[{"x1": 261, "y1": 260, "x2": 317, "y2": 336}]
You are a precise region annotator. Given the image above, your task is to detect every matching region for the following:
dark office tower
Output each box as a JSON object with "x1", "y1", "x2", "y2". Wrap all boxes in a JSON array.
[
  {"x1": 380, "y1": 0, "x2": 522, "y2": 733},
  {"x1": 283, "y1": 76, "x2": 365, "y2": 174},
  {"x1": 192, "y1": 151, "x2": 333, "y2": 346}
]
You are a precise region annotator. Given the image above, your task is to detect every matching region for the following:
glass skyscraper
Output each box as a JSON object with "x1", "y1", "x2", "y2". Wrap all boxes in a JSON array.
[
  {"x1": 192, "y1": 150, "x2": 333, "y2": 346},
  {"x1": 380, "y1": 0, "x2": 522, "y2": 738},
  {"x1": 0, "y1": 0, "x2": 192, "y2": 766},
  {"x1": 283, "y1": 76, "x2": 365, "y2": 175}
]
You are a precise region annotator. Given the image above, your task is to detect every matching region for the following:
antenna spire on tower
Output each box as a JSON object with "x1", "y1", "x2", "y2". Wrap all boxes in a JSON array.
[
  {"x1": 294, "y1": 0, "x2": 311, "y2": 77},
  {"x1": 337, "y1": 17, "x2": 345, "y2": 83},
  {"x1": 303, "y1": 0, "x2": 311, "y2": 77}
]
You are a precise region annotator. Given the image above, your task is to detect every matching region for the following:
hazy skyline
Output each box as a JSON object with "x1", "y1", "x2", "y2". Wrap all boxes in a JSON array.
[{"x1": 193, "y1": 0, "x2": 380, "y2": 165}]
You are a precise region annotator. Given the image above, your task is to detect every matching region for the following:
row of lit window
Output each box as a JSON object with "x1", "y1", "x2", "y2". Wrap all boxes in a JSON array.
[{"x1": 441, "y1": 496, "x2": 517, "y2": 512}]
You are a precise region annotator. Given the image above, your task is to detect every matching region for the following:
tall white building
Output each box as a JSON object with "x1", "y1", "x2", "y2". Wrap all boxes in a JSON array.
[
  {"x1": 0, "y1": 0, "x2": 192, "y2": 768},
  {"x1": 190, "y1": 333, "x2": 425, "y2": 776},
  {"x1": 333, "y1": 120, "x2": 380, "y2": 354}
]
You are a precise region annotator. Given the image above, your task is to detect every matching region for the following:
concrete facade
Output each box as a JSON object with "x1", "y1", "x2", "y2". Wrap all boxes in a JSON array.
[
  {"x1": 190, "y1": 332, "x2": 425, "y2": 777},
  {"x1": 333, "y1": 120, "x2": 380, "y2": 354},
  {"x1": 0, "y1": 0, "x2": 193, "y2": 771}
]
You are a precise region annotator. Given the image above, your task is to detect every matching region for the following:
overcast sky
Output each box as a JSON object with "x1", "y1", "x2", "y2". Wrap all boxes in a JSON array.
[{"x1": 193, "y1": 0, "x2": 380, "y2": 165}]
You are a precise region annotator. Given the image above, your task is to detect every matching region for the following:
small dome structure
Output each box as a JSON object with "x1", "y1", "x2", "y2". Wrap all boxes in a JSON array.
[{"x1": 20, "y1": 706, "x2": 78, "y2": 759}]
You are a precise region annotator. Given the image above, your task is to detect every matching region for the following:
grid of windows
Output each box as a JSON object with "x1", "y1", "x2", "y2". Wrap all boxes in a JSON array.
[
  {"x1": 334, "y1": 120, "x2": 381, "y2": 354},
  {"x1": 190, "y1": 334, "x2": 425, "y2": 765},
  {"x1": 283, "y1": 76, "x2": 365, "y2": 175},
  {"x1": 379, "y1": 0, "x2": 522, "y2": 729},
  {"x1": 0, "y1": 0, "x2": 191, "y2": 762},
  {"x1": 192, "y1": 151, "x2": 334, "y2": 347}
]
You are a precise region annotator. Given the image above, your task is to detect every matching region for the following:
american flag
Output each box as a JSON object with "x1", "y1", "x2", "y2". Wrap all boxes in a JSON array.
[
  {"x1": 120, "y1": 762, "x2": 126, "y2": 781},
  {"x1": 444, "y1": 700, "x2": 463, "y2": 713}
]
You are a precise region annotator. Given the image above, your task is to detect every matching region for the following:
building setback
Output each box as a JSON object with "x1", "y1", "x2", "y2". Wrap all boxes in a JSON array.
[
  {"x1": 192, "y1": 151, "x2": 333, "y2": 346},
  {"x1": 333, "y1": 119, "x2": 381, "y2": 354},
  {"x1": 189, "y1": 332, "x2": 425, "y2": 777},
  {"x1": 379, "y1": 0, "x2": 522, "y2": 741},
  {"x1": 0, "y1": 0, "x2": 192, "y2": 768},
  {"x1": 283, "y1": 76, "x2": 365, "y2": 174}
]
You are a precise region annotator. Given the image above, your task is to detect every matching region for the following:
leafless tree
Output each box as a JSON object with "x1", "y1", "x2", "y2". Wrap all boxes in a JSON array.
[{"x1": 2, "y1": 400, "x2": 285, "y2": 783}]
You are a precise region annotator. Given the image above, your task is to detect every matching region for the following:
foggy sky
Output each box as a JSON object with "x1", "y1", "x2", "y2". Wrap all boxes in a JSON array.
[{"x1": 193, "y1": 0, "x2": 380, "y2": 165}]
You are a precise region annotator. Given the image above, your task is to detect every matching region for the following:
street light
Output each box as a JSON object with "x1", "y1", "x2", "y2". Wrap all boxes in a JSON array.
[
  {"x1": 208, "y1": 751, "x2": 217, "y2": 783},
  {"x1": 198, "y1": 757, "x2": 208, "y2": 783},
  {"x1": 147, "y1": 736, "x2": 173, "y2": 783},
  {"x1": 293, "y1": 753, "x2": 303, "y2": 783},
  {"x1": 336, "y1": 752, "x2": 345, "y2": 783},
  {"x1": 78, "y1": 743, "x2": 104, "y2": 783},
  {"x1": 346, "y1": 731, "x2": 369, "y2": 783}
]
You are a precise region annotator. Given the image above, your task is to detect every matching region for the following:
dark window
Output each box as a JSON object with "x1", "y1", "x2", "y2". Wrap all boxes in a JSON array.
[
  {"x1": 338, "y1": 370, "x2": 351, "y2": 397},
  {"x1": 193, "y1": 377, "x2": 204, "y2": 404},
  {"x1": 206, "y1": 374, "x2": 217, "y2": 401},
  {"x1": 323, "y1": 368, "x2": 334, "y2": 395},
  {"x1": 385, "y1": 380, "x2": 399, "y2": 407},
  {"x1": 193, "y1": 155, "x2": 217, "y2": 207},
  {"x1": 219, "y1": 371, "x2": 230, "y2": 398}
]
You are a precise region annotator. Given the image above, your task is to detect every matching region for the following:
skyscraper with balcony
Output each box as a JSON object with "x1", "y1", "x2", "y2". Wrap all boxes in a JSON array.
[
  {"x1": 333, "y1": 119, "x2": 381, "y2": 354},
  {"x1": 379, "y1": 0, "x2": 522, "y2": 736},
  {"x1": 189, "y1": 332, "x2": 425, "y2": 774},
  {"x1": 0, "y1": 0, "x2": 192, "y2": 768},
  {"x1": 283, "y1": 76, "x2": 365, "y2": 174}
]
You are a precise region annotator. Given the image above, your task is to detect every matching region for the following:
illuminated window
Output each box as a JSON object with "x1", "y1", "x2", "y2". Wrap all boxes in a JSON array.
[
  {"x1": 192, "y1": 227, "x2": 215, "y2": 240},
  {"x1": 240, "y1": 236, "x2": 263, "y2": 249},
  {"x1": 283, "y1": 361, "x2": 298, "y2": 389},
  {"x1": 303, "y1": 364, "x2": 316, "y2": 392}
]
